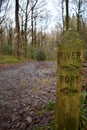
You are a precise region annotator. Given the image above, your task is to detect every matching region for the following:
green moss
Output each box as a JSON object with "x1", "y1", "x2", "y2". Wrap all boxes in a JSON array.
[
  {"x1": 57, "y1": 117, "x2": 76, "y2": 130},
  {"x1": 0, "y1": 55, "x2": 20, "y2": 64},
  {"x1": 56, "y1": 31, "x2": 83, "y2": 130}
]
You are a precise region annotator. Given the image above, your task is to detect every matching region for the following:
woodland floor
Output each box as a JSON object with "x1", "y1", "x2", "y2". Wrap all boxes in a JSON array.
[{"x1": 0, "y1": 61, "x2": 87, "y2": 130}]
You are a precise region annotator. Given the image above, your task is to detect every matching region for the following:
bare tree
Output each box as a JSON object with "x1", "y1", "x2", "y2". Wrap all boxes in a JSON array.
[
  {"x1": 66, "y1": 0, "x2": 69, "y2": 30},
  {"x1": 6, "y1": 19, "x2": 13, "y2": 46},
  {"x1": 24, "y1": 0, "x2": 29, "y2": 56},
  {"x1": 70, "y1": 0, "x2": 87, "y2": 31},
  {"x1": 77, "y1": 0, "x2": 82, "y2": 31},
  {"x1": 15, "y1": 0, "x2": 20, "y2": 58},
  {"x1": 0, "y1": 0, "x2": 10, "y2": 24},
  {"x1": 19, "y1": 0, "x2": 38, "y2": 55}
]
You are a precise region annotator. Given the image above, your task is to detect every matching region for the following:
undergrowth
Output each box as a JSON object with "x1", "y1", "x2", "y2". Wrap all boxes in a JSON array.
[{"x1": 0, "y1": 55, "x2": 20, "y2": 64}]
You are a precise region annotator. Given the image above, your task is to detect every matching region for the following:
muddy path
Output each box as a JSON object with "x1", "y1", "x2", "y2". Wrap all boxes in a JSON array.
[{"x1": 0, "y1": 61, "x2": 56, "y2": 130}]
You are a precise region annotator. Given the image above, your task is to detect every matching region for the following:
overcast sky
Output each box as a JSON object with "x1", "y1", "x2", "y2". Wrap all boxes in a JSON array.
[
  {"x1": 1, "y1": 0, "x2": 86, "y2": 32},
  {"x1": 0, "y1": 0, "x2": 62, "y2": 31},
  {"x1": 46, "y1": 0, "x2": 59, "y2": 30}
]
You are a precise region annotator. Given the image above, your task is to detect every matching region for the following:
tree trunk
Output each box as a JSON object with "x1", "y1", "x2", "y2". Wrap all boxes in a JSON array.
[
  {"x1": 15, "y1": 0, "x2": 20, "y2": 58},
  {"x1": 77, "y1": 0, "x2": 81, "y2": 32},
  {"x1": 34, "y1": 16, "x2": 37, "y2": 45},
  {"x1": 66, "y1": 0, "x2": 69, "y2": 31},
  {"x1": 62, "y1": 0, "x2": 64, "y2": 32},
  {"x1": 21, "y1": 15, "x2": 24, "y2": 54},
  {"x1": 24, "y1": 0, "x2": 29, "y2": 57},
  {"x1": 31, "y1": 0, "x2": 38, "y2": 47},
  {"x1": 31, "y1": 7, "x2": 34, "y2": 47}
]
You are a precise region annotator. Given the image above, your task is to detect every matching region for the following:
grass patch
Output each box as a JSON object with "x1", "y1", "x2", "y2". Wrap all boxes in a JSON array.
[
  {"x1": 36, "y1": 102, "x2": 55, "y2": 117},
  {"x1": 45, "y1": 102, "x2": 55, "y2": 111},
  {"x1": 36, "y1": 109, "x2": 46, "y2": 116},
  {"x1": 35, "y1": 102, "x2": 55, "y2": 130},
  {"x1": 0, "y1": 55, "x2": 20, "y2": 64}
]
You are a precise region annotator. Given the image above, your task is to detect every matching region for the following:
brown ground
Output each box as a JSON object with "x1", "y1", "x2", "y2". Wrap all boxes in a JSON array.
[
  {"x1": 0, "y1": 61, "x2": 56, "y2": 130},
  {"x1": 0, "y1": 61, "x2": 87, "y2": 130}
]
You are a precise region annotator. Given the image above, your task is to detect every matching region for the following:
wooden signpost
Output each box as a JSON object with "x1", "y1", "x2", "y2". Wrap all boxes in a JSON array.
[{"x1": 56, "y1": 31, "x2": 83, "y2": 130}]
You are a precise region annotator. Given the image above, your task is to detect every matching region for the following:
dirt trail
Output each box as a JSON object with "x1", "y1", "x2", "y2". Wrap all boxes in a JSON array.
[{"x1": 0, "y1": 61, "x2": 56, "y2": 130}]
